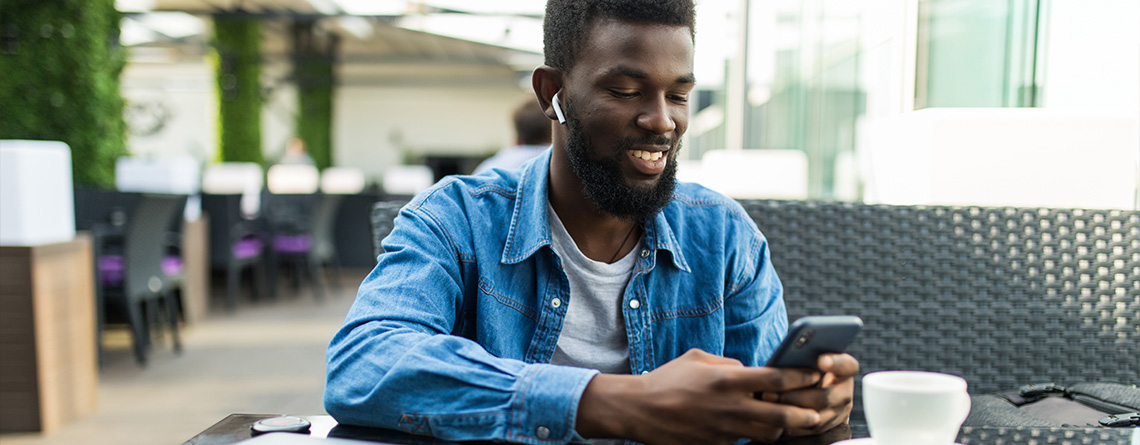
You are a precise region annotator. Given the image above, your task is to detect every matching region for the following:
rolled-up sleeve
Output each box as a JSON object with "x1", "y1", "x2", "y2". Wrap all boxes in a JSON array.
[{"x1": 324, "y1": 201, "x2": 598, "y2": 444}]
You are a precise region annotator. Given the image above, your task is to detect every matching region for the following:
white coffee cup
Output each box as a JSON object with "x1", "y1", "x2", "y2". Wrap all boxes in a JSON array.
[{"x1": 862, "y1": 371, "x2": 971, "y2": 445}]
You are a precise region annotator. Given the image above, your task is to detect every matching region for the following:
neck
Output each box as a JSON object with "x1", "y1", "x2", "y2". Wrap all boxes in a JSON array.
[{"x1": 548, "y1": 159, "x2": 641, "y2": 263}]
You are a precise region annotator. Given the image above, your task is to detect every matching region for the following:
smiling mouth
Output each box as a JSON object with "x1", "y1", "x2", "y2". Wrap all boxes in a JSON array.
[{"x1": 629, "y1": 149, "x2": 665, "y2": 161}]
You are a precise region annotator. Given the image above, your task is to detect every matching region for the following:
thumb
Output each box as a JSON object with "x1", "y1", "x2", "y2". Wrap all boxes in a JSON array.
[{"x1": 680, "y1": 348, "x2": 743, "y2": 367}]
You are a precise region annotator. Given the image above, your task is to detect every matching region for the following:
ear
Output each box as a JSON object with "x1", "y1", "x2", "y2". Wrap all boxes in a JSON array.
[{"x1": 531, "y1": 66, "x2": 563, "y2": 124}]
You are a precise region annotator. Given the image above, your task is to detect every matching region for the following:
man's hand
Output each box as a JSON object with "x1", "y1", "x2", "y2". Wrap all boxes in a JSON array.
[
  {"x1": 759, "y1": 353, "x2": 859, "y2": 437},
  {"x1": 576, "y1": 349, "x2": 826, "y2": 444}
]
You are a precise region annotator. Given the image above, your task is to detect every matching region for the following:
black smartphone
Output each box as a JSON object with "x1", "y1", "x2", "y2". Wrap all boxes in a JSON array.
[{"x1": 764, "y1": 315, "x2": 862, "y2": 370}]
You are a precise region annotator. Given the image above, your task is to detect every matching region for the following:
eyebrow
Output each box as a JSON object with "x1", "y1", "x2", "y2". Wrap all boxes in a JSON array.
[{"x1": 605, "y1": 65, "x2": 696, "y2": 85}]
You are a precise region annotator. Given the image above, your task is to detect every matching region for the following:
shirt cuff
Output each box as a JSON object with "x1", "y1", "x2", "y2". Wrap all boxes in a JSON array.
[{"x1": 509, "y1": 364, "x2": 599, "y2": 444}]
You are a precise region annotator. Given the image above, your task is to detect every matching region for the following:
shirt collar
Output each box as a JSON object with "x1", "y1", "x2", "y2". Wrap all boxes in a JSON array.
[
  {"x1": 644, "y1": 205, "x2": 691, "y2": 273},
  {"x1": 500, "y1": 148, "x2": 690, "y2": 273},
  {"x1": 501, "y1": 148, "x2": 554, "y2": 264}
]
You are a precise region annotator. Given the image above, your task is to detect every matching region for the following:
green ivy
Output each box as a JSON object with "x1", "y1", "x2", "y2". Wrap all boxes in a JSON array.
[
  {"x1": 0, "y1": 0, "x2": 128, "y2": 187},
  {"x1": 296, "y1": 51, "x2": 334, "y2": 170},
  {"x1": 212, "y1": 15, "x2": 263, "y2": 165}
]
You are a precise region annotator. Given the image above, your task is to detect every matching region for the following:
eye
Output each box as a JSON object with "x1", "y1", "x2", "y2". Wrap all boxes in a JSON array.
[
  {"x1": 610, "y1": 89, "x2": 638, "y2": 99},
  {"x1": 668, "y1": 94, "x2": 689, "y2": 103}
]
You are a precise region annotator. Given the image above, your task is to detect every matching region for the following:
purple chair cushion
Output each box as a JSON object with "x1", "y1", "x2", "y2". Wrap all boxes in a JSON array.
[
  {"x1": 233, "y1": 238, "x2": 264, "y2": 259},
  {"x1": 273, "y1": 234, "x2": 312, "y2": 253},
  {"x1": 162, "y1": 256, "x2": 183, "y2": 276},
  {"x1": 99, "y1": 254, "x2": 183, "y2": 287},
  {"x1": 99, "y1": 255, "x2": 124, "y2": 286}
]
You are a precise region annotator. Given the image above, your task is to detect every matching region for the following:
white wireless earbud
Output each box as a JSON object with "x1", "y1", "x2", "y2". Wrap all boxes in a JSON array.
[{"x1": 551, "y1": 92, "x2": 567, "y2": 125}]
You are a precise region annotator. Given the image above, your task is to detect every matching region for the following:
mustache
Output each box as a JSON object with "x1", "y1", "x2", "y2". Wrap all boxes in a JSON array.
[{"x1": 616, "y1": 135, "x2": 677, "y2": 151}]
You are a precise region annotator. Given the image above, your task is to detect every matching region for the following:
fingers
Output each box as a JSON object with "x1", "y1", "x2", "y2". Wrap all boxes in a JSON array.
[
  {"x1": 784, "y1": 396, "x2": 854, "y2": 438},
  {"x1": 777, "y1": 385, "x2": 838, "y2": 411},
  {"x1": 681, "y1": 348, "x2": 744, "y2": 367},
  {"x1": 716, "y1": 398, "x2": 821, "y2": 442},
  {"x1": 772, "y1": 366, "x2": 856, "y2": 436},
  {"x1": 621, "y1": 352, "x2": 824, "y2": 444},
  {"x1": 745, "y1": 398, "x2": 823, "y2": 431},
  {"x1": 737, "y1": 366, "x2": 821, "y2": 394},
  {"x1": 817, "y1": 353, "x2": 859, "y2": 378}
]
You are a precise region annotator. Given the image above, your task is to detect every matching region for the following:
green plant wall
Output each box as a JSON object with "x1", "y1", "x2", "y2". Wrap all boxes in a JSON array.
[
  {"x1": 0, "y1": 0, "x2": 128, "y2": 187},
  {"x1": 212, "y1": 15, "x2": 263, "y2": 165},
  {"x1": 296, "y1": 55, "x2": 334, "y2": 170},
  {"x1": 292, "y1": 22, "x2": 336, "y2": 171}
]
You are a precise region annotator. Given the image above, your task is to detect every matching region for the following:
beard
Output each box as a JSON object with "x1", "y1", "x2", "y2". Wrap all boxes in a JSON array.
[{"x1": 564, "y1": 105, "x2": 679, "y2": 224}]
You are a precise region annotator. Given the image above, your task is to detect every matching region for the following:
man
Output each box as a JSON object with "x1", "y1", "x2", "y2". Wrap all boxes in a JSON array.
[
  {"x1": 473, "y1": 98, "x2": 553, "y2": 174},
  {"x1": 325, "y1": 1, "x2": 858, "y2": 443},
  {"x1": 278, "y1": 136, "x2": 316, "y2": 166}
]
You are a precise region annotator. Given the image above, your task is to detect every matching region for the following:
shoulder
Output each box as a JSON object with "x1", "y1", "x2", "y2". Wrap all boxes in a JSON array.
[
  {"x1": 665, "y1": 182, "x2": 756, "y2": 232},
  {"x1": 404, "y1": 171, "x2": 521, "y2": 221}
]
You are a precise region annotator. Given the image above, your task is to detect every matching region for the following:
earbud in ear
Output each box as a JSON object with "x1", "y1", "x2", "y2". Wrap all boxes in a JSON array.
[{"x1": 551, "y1": 92, "x2": 567, "y2": 125}]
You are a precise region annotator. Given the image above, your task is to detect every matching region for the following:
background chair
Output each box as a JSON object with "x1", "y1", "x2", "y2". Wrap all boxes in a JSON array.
[
  {"x1": 264, "y1": 164, "x2": 324, "y2": 301},
  {"x1": 75, "y1": 188, "x2": 140, "y2": 365},
  {"x1": 200, "y1": 193, "x2": 266, "y2": 310},
  {"x1": 262, "y1": 191, "x2": 323, "y2": 300},
  {"x1": 313, "y1": 167, "x2": 367, "y2": 288},
  {"x1": 201, "y1": 163, "x2": 267, "y2": 310},
  {"x1": 99, "y1": 194, "x2": 187, "y2": 366}
]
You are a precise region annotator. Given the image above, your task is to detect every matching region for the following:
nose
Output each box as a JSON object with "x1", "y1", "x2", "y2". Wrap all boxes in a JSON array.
[{"x1": 636, "y1": 95, "x2": 677, "y2": 135}]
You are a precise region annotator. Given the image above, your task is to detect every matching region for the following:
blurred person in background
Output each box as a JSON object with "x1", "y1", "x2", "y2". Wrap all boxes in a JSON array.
[
  {"x1": 325, "y1": 0, "x2": 858, "y2": 443},
  {"x1": 473, "y1": 98, "x2": 553, "y2": 174},
  {"x1": 278, "y1": 136, "x2": 315, "y2": 166}
]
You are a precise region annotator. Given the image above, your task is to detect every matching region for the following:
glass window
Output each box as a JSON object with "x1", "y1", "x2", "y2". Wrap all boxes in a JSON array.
[{"x1": 915, "y1": 0, "x2": 1043, "y2": 108}]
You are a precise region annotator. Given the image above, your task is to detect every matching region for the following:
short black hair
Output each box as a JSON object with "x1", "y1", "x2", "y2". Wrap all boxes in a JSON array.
[
  {"x1": 543, "y1": 0, "x2": 696, "y2": 73},
  {"x1": 514, "y1": 99, "x2": 552, "y2": 145}
]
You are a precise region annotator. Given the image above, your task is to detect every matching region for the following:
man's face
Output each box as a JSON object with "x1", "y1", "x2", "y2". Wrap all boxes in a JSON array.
[{"x1": 560, "y1": 19, "x2": 695, "y2": 222}]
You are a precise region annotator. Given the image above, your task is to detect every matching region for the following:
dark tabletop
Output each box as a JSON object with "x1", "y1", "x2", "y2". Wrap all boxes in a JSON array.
[{"x1": 183, "y1": 414, "x2": 1138, "y2": 445}]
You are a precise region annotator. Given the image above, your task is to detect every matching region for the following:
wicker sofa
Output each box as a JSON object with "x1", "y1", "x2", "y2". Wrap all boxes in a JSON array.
[{"x1": 372, "y1": 199, "x2": 1140, "y2": 419}]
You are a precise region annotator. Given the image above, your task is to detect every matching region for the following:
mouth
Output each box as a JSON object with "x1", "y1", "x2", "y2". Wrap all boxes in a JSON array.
[
  {"x1": 627, "y1": 148, "x2": 669, "y2": 175},
  {"x1": 629, "y1": 149, "x2": 666, "y2": 162}
]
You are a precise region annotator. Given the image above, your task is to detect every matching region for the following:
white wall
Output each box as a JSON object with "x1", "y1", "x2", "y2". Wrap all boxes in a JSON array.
[
  {"x1": 122, "y1": 59, "x2": 533, "y2": 186},
  {"x1": 121, "y1": 61, "x2": 217, "y2": 162},
  {"x1": 261, "y1": 61, "x2": 299, "y2": 163},
  {"x1": 121, "y1": 59, "x2": 303, "y2": 165},
  {"x1": 1040, "y1": 0, "x2": 1140, "y2": 113},
  {"x1": 863, "y1": 108, "x2": 1139, "y2": 210},
  {"x1": 334, "y1": 85, "x2": 533, "y2": 183}
]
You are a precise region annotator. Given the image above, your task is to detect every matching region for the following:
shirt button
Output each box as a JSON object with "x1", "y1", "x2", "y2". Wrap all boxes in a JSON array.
[
  {"x1": 641, "y1": 370, "x2": 649, "y2": 375},
  {"x1": 640, "y1": 249, "x2": 650, "y2": 258},
  {"x1": 536, "y1": 426, "x2": 551, "y2": 439},
  {"x1": 551, "y1": 298, "x2": 562, "y2": 308},
  {"x1": 629, "y1": 299, "x2": 640, "y2": 309}
]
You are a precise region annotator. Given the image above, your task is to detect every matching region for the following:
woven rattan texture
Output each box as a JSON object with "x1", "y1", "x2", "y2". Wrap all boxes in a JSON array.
[
  {"x1": 957, "y1": 426, "x2": 1135, "y2": 444},
  {"x1": 370, "y1": 201, "x2": 406, "y2": 260},
  {"x1": 742, "y1": 201, "x2": 1140, "y2": 400}
]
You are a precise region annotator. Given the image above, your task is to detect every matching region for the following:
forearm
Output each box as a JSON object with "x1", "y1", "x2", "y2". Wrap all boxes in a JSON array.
[
  {"x1": 325, "y1": 325, "x2": 598, "y2": 444},
  {"x1": 575, "y1": 374, "x2": 641, "y2": 439}
]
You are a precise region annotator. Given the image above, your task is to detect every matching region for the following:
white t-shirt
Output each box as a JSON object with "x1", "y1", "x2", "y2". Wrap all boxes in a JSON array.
[{"x1": 547, "y1": 204, "x2": 638, "y2": 374}]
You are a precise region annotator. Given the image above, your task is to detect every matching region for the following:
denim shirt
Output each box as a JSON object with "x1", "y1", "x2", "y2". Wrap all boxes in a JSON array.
[{"x1": 325, "y1": 149, "x2": 788, "y2": 444}]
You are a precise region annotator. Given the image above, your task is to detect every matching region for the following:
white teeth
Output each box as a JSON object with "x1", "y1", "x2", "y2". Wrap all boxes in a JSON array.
[{"x1": 630, "y1": 150, "x2": 664, "y2": 162}]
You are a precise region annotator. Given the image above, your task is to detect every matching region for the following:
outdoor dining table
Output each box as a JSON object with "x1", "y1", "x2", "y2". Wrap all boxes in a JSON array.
[{"x1": 184, "y1": 413, "x2": 1139, "y2": 445}]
